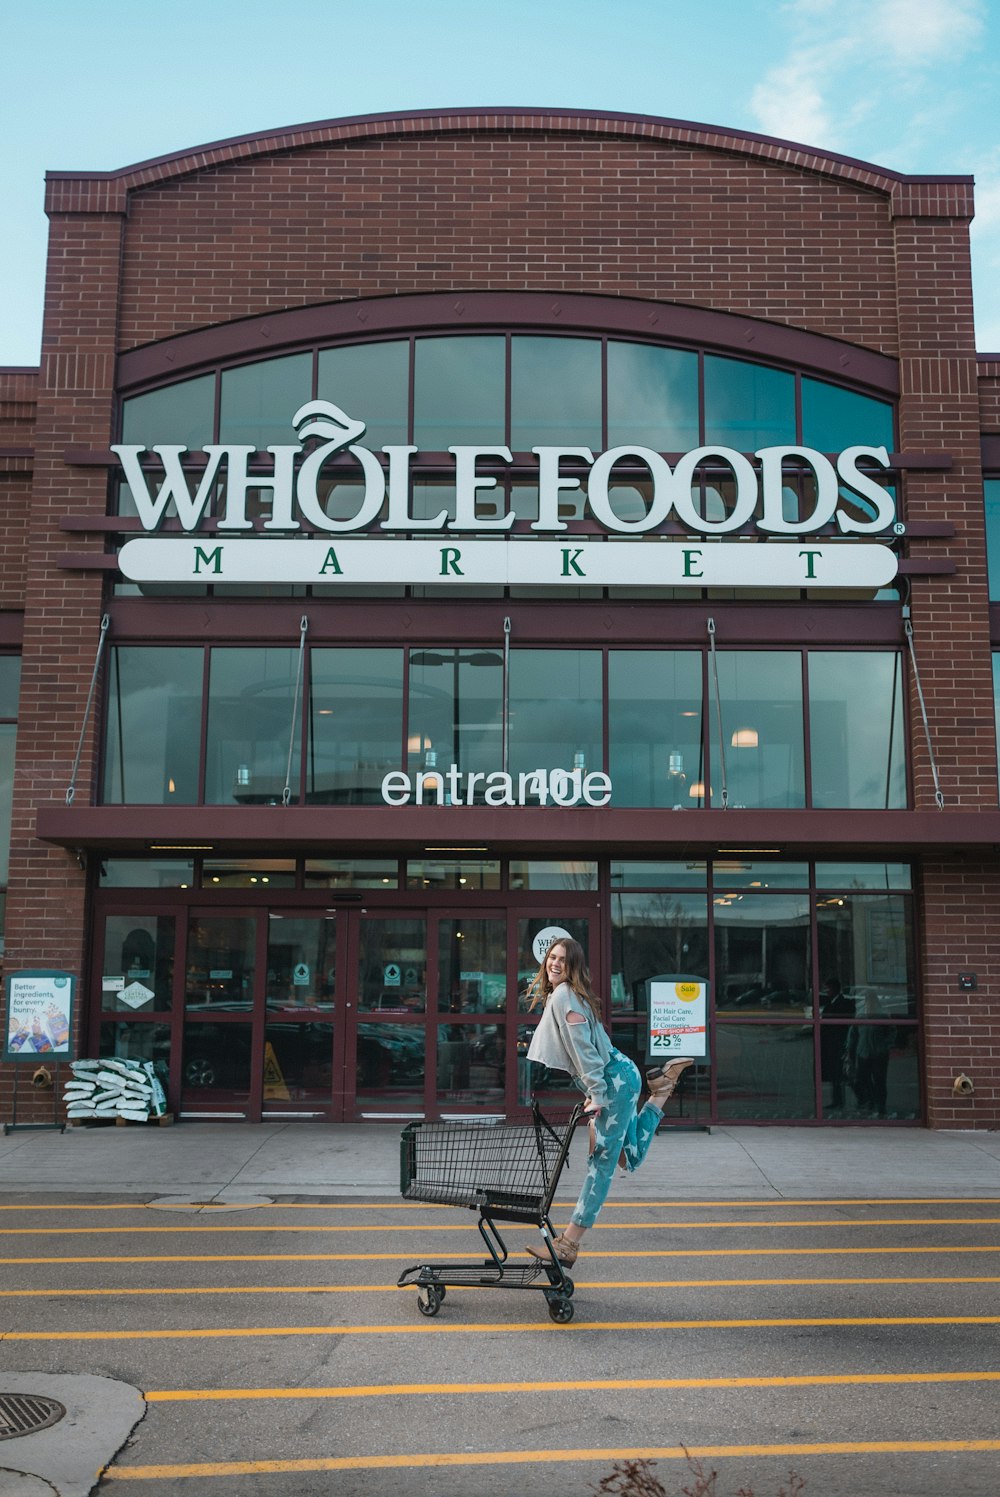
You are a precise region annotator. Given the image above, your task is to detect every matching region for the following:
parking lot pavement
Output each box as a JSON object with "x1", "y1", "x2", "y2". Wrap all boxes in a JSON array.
[{"x1": 2, "y1": 1191, "x2": 1000, "y2": 1495}]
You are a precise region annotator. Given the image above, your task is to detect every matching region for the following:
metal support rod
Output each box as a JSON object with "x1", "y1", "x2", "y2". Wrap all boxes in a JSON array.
[
  {"x1": 66, "y1": 614, "x2": 110, "y2": 806},
  {"x1": 707, "y1": 617, "x2": 729, "y2": 808},
  {"x1": 282, "y1": 614, "x2": 309, "y2": 807},
  {"x1": 903, "y1": 612, "x2": 945, "y2": 809},
  {"x1": 502, "y1": 615, "x2": 512, "y2": 776}
]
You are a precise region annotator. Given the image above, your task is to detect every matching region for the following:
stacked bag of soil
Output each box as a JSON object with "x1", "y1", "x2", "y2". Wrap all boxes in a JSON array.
[{"x1": 63, "y1": 1058, "x2": 168, "y2": 1122}]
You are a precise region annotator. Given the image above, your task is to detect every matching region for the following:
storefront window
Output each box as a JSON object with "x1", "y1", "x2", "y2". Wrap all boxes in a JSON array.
[
  {"x1": 809, "y1": 651, "x2": 906, "y2": 807},
  {"x1": 714, "y1": 892, "x2": 811, "y2": 1011},
  {"x1": 507, "y1": 649, "x2": 602, "y2": 788},
  {"x1": 265, "y1": 914, "x2": 336, "y2": 1010},
  {"x1": 509, "y1": 862, "x2": 598, "y2": 890},
  {"x1": 98, "y1": 858, "x2": 194, "y2": 888},
  {"x1": 100, "y1": 914, "x2": 175, "y2": 1012},
  {"x1": 608, "y1": 650, "x2": 702, "y2": 807},
  {"x1": 510, "y1": 336, "x2": 602, "y2": 450},
  {"x1": 703, "y1": 357, "x2": 796, "y2": 449},
  {"x1": 800, "y1": 377, "x2": 895, "y2": 453},
  {"x1": 308, "y1": 648, "x2": 404, "y2": 804},
  {"x1": 103, "y1": 647, "x2": 203, "y2": 804},
  {"x1": 407, "y1": 860, "x2": 501, "y2": 890},
  {"x1": 414, "y1": 336, "x2": 505, "y2": 449},
  {"x1": 437, "y1": 918, "x2": 506, "y2": 1012},
  {"x1": 200, "y1": 860, "x2": 296, "y2": 889},
  {"x1": 185, "y1": 917, "x2": 255, "y2": 1012},
  {"x1": 713, "y1": 652, "x2": 805, "y2": 808},
  {"x1": 407, "y1": 648, "x2": 503, "y2": 792},
  {"x1": 715, "y1": 1022, "x2": 816, "y2": 1120},
  {"x1": 204, "y1": 648, "x2": 300, "y2": 805},
  {"x1": 120, "y1": 373, "x2": 215, "y2": 450},
  {"x1": 994, "y1": 653, "x2": 1000, "y2": 777},
  {"x1": 611, "y1": 861, "x2": 707, "y2": 889},
  {"x1": 816, "y1": 891, "x2": 916, "y2": 1018},
  {"x1": 317, "y1": 340, "x2": 409, "y2": 449},
  {"x1": 607, "y1": 341, "x2": 699, "y2": 451},
  {"x1": 986, "y1": 481, "x2": 1000, "y2": 599},
  {"x1": 611, "y1": 892, "x2": 709, "y2": 1013},
  {"x1": 219, "y1": 353, "x2": 312, "y2": 450},
  {"x1": 437, "y1": 1023, "x2": 505, "y2": 1105},
  {"x1": 304, "y1": 858, "x2": 399, "y2": 888}
]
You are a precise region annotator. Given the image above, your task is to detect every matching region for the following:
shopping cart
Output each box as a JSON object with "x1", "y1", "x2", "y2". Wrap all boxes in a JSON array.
[{"x1": 397, "y1": 1101, "x2": 585, "y2": 1323}]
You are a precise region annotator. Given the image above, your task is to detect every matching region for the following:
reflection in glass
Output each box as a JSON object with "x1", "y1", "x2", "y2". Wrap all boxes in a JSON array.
[
  {"x1": 809, "y1": 652, "x2": 905, "y2": 808},
  {"x1": 414, "y1": 336, "x2": 505, "y2": 448},
  {"x1": 438, "y1": 919, "x2": 506, "y2": 1012},
  {"x1": 437, "y1": 1023, "x2": 505, "y2": 1103},
  {"x1": 407, "y1": 860, "x2": 500, "y2": 890},
  {"x1": 266, "y1": 915, "x2": 336, "y2": 1011},
  {"x1": 201, "y1": 860, "x2": 296, "y2": 889},
  {"x1": 181, "y1": 1023, "x2": 252, "y2": 1097},
  {"x1": 99, "y1": 1020, "x2": 171, "y2": 1072},
  {"x1": 263, "y1": 1022, "x2": 333, "y2": 1105},
  {"x1": 509, "y1": 862, "x2": 598, "y2": 890},
  {"x1": 508, "y1": 650, "x2": 602, "y2": 787},
  {"x1": 611, "y1": 893, "x2": 708, "y2": 1014},
  {"x1": 407, "y1": 648, "x2": 503, "y2": 791},
  {"x1": 357, "y1": 918, "x2": 426, "y2": 1013},
  {"x1": 510, "y1": 336, "x2": 601, "y2": 449},
  {"x1": 120, "y1": 374, "x2": 215, "y2": 450},
  {"x1": 355, "y1": 1023, "x2": 425, "y2": 1102},
  {"x1": 609, "y1": 651, "x2": 702, "y2": 807},
  {"x1": 815, "y1": 862, "x2": 911, "y2": 891},
  {"x1": 816, "y1": 894, "x2": 916, "y2": 1019},
  {"x1": 103, "y1": 648, "x2": 203, "y2": 804},
  {"x1": 516, "y1": 917, "x2": 590, "y2": 1011},
  {"x1": 840, "y1": 1018, "x2": 919, "y2": 1120},
  {"x1": 185, "y1": 918, "x2": 255, "y2": 1011},
  {"x1": 99, "y1": 859, "x2": 194, "y2": 888},
  {"x1": 607, "y1": 342, "x2": 699, "y2": 451},
  {"x1": 713, "y1": 861, "x2": 809, "y2": 890},
  {"x1": 703, "y1": 357, "x2": 795, "y2": 449},
  {"x1": 713, "y1": 652, "x2": 804, "y2": 808},
  {"x1": 101, "y1": 915, "x2": 175, "y2": 1012},
  {"x1": 318, "y1": 341, "x2": 409, "y2": 448},
  {"x1": 715, "y1": 1023, "x2": 815, "y2": 1120},
  {"x1": 308, "y1": 648, "x2": 404, "y2": 804},
  {"x1": 800, "y1": 377, "x2": 894, "y2": 453},
  {"x1": 205, "y1": 648, "x2": 300, "y2": 805},
  {"x1": 0, "y1": 657, "x2": 20, "y2": 719},
  {"x1": 219, "y1": 354, "x2": 312, "y2": 449},
  {"x1": 611, "y1": 861, "x2": 708, "y2": 889},
  {"x1": 304, "y1": 859, "x2": 399, "y2": 888},
  {"x1": 714, "y1": 893, "x2": 810, "y2": 1011}
]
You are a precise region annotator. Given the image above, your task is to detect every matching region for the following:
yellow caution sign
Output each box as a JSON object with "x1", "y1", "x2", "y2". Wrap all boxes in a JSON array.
[{"x1": 263, "y1": 1041, "x2": 290, "y2": 1100}]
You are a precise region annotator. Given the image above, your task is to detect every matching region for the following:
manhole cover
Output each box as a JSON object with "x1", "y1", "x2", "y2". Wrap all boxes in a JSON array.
[{"x1": 0, "y1": 1393, "x2": 66, "y2": 1440}]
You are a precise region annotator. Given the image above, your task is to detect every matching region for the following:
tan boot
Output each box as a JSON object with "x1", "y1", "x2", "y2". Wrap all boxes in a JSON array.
[
  {"x1": 526, "y1": 1234, "x2": 578, "y2": 1267},
  {"x1": 646, "y1": 1057, "x2": 693, "y2": 1105}
]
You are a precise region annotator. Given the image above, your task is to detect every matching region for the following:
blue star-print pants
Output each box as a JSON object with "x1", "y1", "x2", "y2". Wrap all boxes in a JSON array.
[{"x1": 570, "y1": 1049, "x2": 661, "y2": 1229}]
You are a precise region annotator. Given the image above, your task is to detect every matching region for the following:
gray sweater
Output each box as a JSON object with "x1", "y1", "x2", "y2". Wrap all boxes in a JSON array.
[{"x1": 526, "y1": 981, "x2": 614, "y2": 1108}]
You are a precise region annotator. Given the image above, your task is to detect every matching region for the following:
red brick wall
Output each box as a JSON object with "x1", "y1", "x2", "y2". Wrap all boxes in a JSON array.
[
  {"x1": 116, "y1": 135, "x2": 900, "y2": 357},
  {"x1": 0, "y1": 369, "x2": 36, "y2": 607},
  {"x1": 980, "y1": 362, "x2": 1000, "y2": 435}
]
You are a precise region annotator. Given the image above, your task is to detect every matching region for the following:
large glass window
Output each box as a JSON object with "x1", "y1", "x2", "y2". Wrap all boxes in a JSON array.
[
  {"x1": 714, "y1": 892, "x2": 811, "y2": 1012},
  {"x1": 609, "y1": 650, "x2": 702, "y2": 807},
  {"x1": 607, "y1": 342, "x2": 699, "y2": 451},
  {"x1": 204, "y1": 649, "x2": 300, "y2": 805},
  {"x1": 120, "y1": 374, "x2": 215, "y2": 451},
  {"x1": 219, "y1": 354, "x2": 312, "y2": 450},
  {"x1": 103, "y1": 648, "x2": 203, "y2": 804},
  {"x1": 985, "y1": 480, "x2": 1000, "y2": 601},
  {"x1": 801, "y1": 378, "x2": 894, "y2": 452},
  {"x1": 611, "y1": 892, "x2": 709, "y2": 1013},
  {"x1": 413, "y1": 337, "x2": 505, "y2": 449},
  {"x1": 703, "y1": 357, "x2": 796, "y2": 449},
  {"x1": 510, "y1": 337, "x2": 602, "y2": 450},
  {"x1": 407, "y1": 647, "x2": 503, "y2": 793},
  {"x1": 507, "y1": 649, "x2": 602, "y2": 786},
  {"x1": 713, "y1": 652, "x2": 805, "y2": 808},
  {"x1": 0, "y1": 656, "x2": 18, "y2": 919},
  {"x1": 317, "y1": 341, "x2": 409, "y2": 449},
  {"x1": 308, "y1": 648, "x2": 404, "y2": 804},
  {"x1": 809, "y1": 652, "x2": 906, "y2": 808}
]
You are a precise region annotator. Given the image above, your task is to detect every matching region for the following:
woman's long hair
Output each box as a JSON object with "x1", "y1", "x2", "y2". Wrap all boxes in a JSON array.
[{"x1": 526, "y1": 937, "x2": 602, "y2": 1021}]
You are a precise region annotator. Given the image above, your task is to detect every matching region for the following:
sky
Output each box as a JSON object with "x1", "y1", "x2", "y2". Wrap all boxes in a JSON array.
[{"x1": 2, "y1": 0, "x2": 999, "y2": 366}]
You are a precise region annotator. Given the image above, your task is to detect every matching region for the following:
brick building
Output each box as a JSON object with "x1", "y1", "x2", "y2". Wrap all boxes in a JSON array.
[{"x1": 1, "y1": 107, "x2": 998, "y2": 1127}]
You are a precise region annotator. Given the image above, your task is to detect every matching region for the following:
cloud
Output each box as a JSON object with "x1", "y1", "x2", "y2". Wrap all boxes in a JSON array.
[{"x1": 870, "y1": 0, "x2": 985, "y2": 69}]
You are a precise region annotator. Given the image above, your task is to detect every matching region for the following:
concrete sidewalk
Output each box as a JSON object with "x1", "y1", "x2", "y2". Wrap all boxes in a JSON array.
[{"x1": 2, "y1": 1117, "x2": 999, "y2": 1199}]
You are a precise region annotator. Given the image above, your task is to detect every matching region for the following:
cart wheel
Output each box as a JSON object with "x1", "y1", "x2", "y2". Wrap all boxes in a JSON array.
[
  {"x1": 547, "y1": 1296, "x2": 574, "y2": 1324},
  {"x1": 561, "y1": 1277, "x2": 574, "y2": 1298},
  {"x1": 416, "y1": 1285, "x2": 443, "y2": 1317}
]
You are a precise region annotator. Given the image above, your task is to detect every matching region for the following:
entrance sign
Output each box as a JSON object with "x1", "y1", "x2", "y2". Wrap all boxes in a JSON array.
[
  {"x1": 381, "y1": 763, "x2": 612, "y2": 807},
  {"x1": 118, "y1": 537, "x2": 896, "y2": 590},
  {"x1": 4, "y1": 971, "x2": 76, "y2": 1061},
  {"x1": 112, "y1": 400, "x2": 900, "y2": 590},
  {"x1": 646, "y1": 975, "x2": 709, "y2": 1063}
]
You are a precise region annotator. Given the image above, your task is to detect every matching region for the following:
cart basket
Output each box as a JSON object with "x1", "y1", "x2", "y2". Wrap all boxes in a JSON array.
[{"x1": 400, "y1": 1101, "x2": 583, "y2": 1222}]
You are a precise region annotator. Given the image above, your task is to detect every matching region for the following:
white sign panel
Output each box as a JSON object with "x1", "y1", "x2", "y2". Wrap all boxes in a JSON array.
[
  {"x1": 4, "y1": 971, "x2": 75, "y2": 1060},
  {"x1": 648, "y1": 978, "x2": 708, "y2": 1061},
  {"x1": 119, "y1": 981, "x2": 155, "y2": 1010},
  {"x1": 532, "y1": 926, "x2": 574, "y2": 965},
  {"x1": 118, "y1": 537, "x2": 897, "y2": 591}
]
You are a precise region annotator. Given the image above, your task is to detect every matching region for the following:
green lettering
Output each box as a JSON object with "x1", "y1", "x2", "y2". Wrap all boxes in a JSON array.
[
  {"x1": 799, "y1": 549, "x2": 822, "y2": 579},
  {"x1": 319, "y1": 547, "x2": 343, "y2": 575},
  {"x1": 440, "y1": 547, "x2": 464, "y2": 576},
  {"x1": 682, "y1": 549, "x2": 703, "y2": 578},
  {"x1": 194, "y1": 545, "x2": 223, "y2": 575},
  {"x1": 561, "y1": 548, "x2": 585, "y2": 577}
]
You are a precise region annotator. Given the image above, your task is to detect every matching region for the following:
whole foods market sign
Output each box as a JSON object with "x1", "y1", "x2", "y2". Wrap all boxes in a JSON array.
[{"x1": 114, "y1": 400, "x2": 899, "y2": 589}]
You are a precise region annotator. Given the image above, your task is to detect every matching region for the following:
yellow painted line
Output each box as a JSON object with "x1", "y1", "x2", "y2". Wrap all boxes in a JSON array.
[
  {"x1": 5, "y1": 1196, "x2": 999, "y2": 1211},
  {"x1": 7, "y1": 1314, "x2": 1000, "y2": 1343},
  {"x1": 5, "y1": 1243, "x2": 1000, "y2": 1265},
  {"x1": 4, "y1": 1274, "x2": 1000, "y2": 1298},
  {"x1": 146, "y1": 1369, "x2": 1000, "y2": 1402},
  {"x1": 3, "y1": 1216, "x2": 999, "y2": 1235},
  {"x1": 103, "y1": 1439, "x2": 1000, "y2": 1480}
]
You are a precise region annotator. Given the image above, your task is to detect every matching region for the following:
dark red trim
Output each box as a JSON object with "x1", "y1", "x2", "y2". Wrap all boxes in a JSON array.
[
  {"x1": 114, "y1": 292, "x2": 900, "y2": 397},
  {"x1": 982, "y1": 436, "x2": 1000, "y2": 472},
  {"x1": 36, "y1": 803, "x2": 999, "y2": 856},
  {"x1": 0, "y1": 614, "x2": 23, "y2": 647}
]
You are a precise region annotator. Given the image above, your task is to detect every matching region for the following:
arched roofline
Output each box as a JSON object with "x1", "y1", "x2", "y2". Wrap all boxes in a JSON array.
[
  {"x1": 45, "y1": 106, "x2": 974, "y2": 216},
  {"x1": 115, "y1": 290, "x2": 899, "y2": 397}
]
